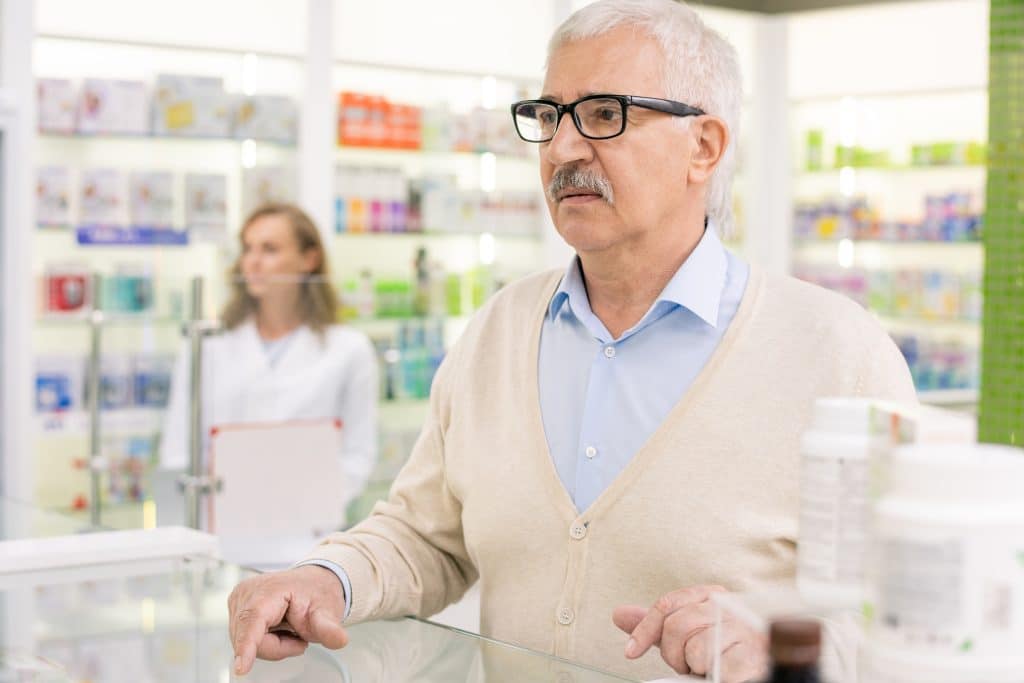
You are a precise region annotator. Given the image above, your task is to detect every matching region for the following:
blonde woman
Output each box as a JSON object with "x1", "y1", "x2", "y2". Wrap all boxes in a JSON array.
[{"x1": 160, "y1": 203, "x2": 378, "y2": 525}]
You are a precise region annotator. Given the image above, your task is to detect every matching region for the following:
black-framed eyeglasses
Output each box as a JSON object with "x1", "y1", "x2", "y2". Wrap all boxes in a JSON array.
[{"x1": 511, "y1": 94, "x2": 705, "y2": 143}]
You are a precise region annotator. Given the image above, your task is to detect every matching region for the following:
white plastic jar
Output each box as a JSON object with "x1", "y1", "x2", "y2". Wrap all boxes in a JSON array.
[
  {"x1": 863, "y1": 443, "x2": 1024, "y2": 683},
  {"x1": 798, "y1": 398, "x2": 880, "y2": 609}
]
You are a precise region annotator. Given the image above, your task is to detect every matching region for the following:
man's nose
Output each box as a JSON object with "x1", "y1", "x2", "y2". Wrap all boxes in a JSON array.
[{"x1": 543, "y1": 112, "x2": 594, "y2": 168}]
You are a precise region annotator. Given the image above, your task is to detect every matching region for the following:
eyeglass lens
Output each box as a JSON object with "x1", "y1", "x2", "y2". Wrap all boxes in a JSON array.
[{"x1": 515, "y1": 97, "x2": 625, "y2": 141}]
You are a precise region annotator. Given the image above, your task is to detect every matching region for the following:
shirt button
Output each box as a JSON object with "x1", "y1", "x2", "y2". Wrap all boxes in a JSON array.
[
  {"x1": 584, "y1": 446, "x2": 597, "y2": 459},
  {"x1": 570, "y1": 523, "x2": 587, "y2": 540},
  {"x1": 557, "y1": 672, "x2": 575, "y2": 683},
  {"x1": 557, "y1": 607, "x2": 575, "y2": 625},
  {"x1": 603, "y1": 345, "x2": 616, "y2": 358}
]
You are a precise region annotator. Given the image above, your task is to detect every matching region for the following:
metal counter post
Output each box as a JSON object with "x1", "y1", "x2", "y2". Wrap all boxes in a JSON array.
[
  {"x1": 186, "y1": 277, "x2": 205, "y2": 529},
  {"x1": 178, "y1": 276, "x2": 221, "y2": 530},
  {"x1": 86, "y1": 273, "x2": 104, "y2": 528}
]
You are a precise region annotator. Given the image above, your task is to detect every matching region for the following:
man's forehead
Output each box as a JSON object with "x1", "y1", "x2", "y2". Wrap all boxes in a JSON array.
[{"x1": 542, "y1": 30, "x2": 665, "y2": 101}]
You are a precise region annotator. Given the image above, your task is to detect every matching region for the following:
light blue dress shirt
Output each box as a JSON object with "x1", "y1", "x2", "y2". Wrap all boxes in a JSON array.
[
  {"x1": 538, "y1": 225, "x2": 749, "y2": 512},
  {"x1": 302, "y1": 224, "x2": 749, "y2": 618}
]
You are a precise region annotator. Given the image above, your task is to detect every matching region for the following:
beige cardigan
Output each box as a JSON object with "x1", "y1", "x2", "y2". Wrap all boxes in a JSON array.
[{"x1": 305, "y1": 266, "x2": 917, "y2": 680}]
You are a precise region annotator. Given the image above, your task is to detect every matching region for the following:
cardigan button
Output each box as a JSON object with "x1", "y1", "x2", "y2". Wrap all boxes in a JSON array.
[
  {"x1": 570, "y1": 523, "x2": 587, "y2": 540},
  {"x1": 557, "y1": 607, "x2": 575, "y2": 625}
]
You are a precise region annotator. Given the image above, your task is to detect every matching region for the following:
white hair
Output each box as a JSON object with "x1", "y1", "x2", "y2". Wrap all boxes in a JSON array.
[{"x1": 548, "y1": 0, "x2": 743, "y2": 236}]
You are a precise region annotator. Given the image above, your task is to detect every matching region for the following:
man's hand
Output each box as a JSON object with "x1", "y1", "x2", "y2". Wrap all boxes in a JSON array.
[
  {"x1": 228, "y1": 565, "x2": 350, "y2": 676},
  {"x1": 613, "y1": 585, "x2": 768, "y2": 682}
]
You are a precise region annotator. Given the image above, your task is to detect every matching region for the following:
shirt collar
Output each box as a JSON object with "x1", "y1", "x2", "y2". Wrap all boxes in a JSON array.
[{"x1": 547, "y1": 221, "x2": 728, "y2": 329}]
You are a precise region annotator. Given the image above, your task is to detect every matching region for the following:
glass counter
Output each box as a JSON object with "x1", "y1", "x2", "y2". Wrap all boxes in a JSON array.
[
  {"x1": 0, "y1": 496, "x2": 96, "y2": 540},
  {"x1": 0, "y1": 554, "x2": 637, "y2": 682}
]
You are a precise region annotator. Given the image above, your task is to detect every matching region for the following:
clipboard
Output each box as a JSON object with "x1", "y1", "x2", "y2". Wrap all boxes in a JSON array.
[{"x1": 207, "y1": 417, "x2": 346, "y2": 539}]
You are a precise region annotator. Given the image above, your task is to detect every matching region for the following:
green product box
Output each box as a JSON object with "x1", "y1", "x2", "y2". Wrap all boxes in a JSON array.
[
  {"x1": 910, "y1": 144, "x2": 931, "y2": 166},
  {"x1": 835, "y1": 145, "x2": 856, "y2": 167},
  {"x1": 928, "y1": 141, "x2": 958, "y2": 165},
  {"x1": 806, "y1": 129, "x2": 824, "y2": 171},
  {"x1": 966, "y1": 141, "x2": 987, "y2": 165},
  {"x1": 445, "y1": 274, "x2": 462, "y2": 316}
]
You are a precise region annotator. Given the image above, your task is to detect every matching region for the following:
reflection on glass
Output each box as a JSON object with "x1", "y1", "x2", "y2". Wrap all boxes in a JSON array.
[{"x1": 0, "y1": 557, "x2": 635, "y2": 682}]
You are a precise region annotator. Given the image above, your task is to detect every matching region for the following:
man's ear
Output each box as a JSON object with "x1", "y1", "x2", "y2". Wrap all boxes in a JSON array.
[{"x1": 687, "y1": 116, "x2": 729, "y2": 186}]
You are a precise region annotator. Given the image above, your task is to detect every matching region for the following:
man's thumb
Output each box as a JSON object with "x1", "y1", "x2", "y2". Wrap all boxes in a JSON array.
[
  {"x1": 612, "y1": 604, "x2": 648, "y2": 635},
  {"x1": 310, "y1": 609, "x2": 349, "y2": 649}
]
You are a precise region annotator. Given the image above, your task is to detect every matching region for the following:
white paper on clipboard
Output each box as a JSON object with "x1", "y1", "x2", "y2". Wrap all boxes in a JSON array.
[{"x1": 207, "y1": 417, "x2": 346, "y2": 539}]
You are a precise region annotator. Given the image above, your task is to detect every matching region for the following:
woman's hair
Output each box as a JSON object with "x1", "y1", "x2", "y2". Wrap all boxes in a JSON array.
[
  {"x1": 221, "y1": 202, "x2": 339, "y2": 333},
  {"x1": 548, "y1": 0, "x2": 743, "y2": 237}
]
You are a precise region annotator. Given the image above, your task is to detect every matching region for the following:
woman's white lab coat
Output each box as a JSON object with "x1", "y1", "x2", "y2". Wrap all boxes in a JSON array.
[{"x1": 159, "y1": 320, "x2": 379, "y2": 511}]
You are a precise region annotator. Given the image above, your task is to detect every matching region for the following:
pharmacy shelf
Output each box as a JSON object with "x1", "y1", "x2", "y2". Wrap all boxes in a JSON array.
[
  {"x1": 336, "y1": 145, "x2": 533, "y2": 164},
  {"x1": 39, "y1": 131, "x2": 296, "y2": 147},
  {"x1": 335, "y1": 230, "x2": 541, "y2": 240},
  {"x1": 795, "y1": 239, "x2": 983, "y2": 247},
  {"x1": 36, "y1": 315, "x2": 185, "y2": 327},
  {"x1": 378, "y1": 398, "x2": 430, "y2": 432},
  {"x1": 918, "y1": 389, "x2": 978, "y2": 408},
  {"x1": 793, "y1": 240, "x2": 983, "y2": 270},
  {"x1": 790, "y1": 84, "x2": 987, "y2": 104},
  {"x1": 796, "y1": 164, "x2": 985, "y2": 175},
  {"x1": 876, "y1": 315, "x2": 980, "y2": 342},
  {"x1": 35, "y1": 408, "x2": 165, "y2": 437}
]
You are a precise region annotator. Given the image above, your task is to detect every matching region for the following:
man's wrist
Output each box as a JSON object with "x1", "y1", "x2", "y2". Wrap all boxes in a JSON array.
[{"x1": 293, "y1": 559, "x2": 353, "y2": 622}]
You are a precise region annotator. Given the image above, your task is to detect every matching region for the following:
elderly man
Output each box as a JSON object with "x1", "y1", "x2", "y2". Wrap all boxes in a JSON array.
[{"x1": 228, "y1": 0, "x2": 915, "y2": 680}]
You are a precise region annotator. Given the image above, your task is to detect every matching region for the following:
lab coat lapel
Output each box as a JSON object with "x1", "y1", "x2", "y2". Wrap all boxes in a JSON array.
[
  {"x1": 273, "y1": 325, "x2": 320, "y2": 377},
  {"x1": 237, "y1": 320, "x2": 271, "y2": 373}
]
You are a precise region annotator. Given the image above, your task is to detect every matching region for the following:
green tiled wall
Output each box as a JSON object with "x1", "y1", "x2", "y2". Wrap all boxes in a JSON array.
[{"x1": 980, "y1": 0, "x2": 1024, "y2": 445}]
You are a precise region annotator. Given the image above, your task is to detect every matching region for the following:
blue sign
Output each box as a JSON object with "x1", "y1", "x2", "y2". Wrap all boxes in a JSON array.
[{"x1": 76, "y1": 225, "x2": 189, "y2": 246}]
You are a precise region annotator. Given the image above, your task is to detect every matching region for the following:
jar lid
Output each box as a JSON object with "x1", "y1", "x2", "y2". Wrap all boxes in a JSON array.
[
  {"x1": 770, "y1": 618, "x2": 821, "y2": 666},
  {"x1": 888, "y1": 443, "x2": 1024, "y2": 503}
]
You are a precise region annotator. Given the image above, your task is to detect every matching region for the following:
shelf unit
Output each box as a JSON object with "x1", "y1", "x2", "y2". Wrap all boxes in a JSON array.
[
  {"x1": 787, "y1": 0, "x2": 988, "y2": 401},
  {"x1": 25, "y1": 10, "x2": 558, "y2": 524}
]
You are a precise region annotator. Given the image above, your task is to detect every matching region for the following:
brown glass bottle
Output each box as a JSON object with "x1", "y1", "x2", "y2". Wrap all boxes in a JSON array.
[{"x1": 765, "y1": 618, "x2": 821, "y2": 683}]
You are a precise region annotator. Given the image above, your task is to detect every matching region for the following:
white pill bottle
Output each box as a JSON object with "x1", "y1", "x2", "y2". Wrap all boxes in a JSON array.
[
  {"x1": 797, "y1": 398, "x2": 880, "y2": 609},
  {"x1": 862, "y1": 443, "x2": 1024, "y2": 683}
]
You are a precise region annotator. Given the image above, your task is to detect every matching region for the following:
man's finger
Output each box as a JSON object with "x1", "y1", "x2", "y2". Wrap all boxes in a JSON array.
[
  {"x1": 681, "y1": 623, "x2": 720, "y2": 676},
  {"x1": 719, "y1": 639, "x2": 770, "y2": 683},
  {"x1": 625, "y1": 586, "x2": 725, "y2": 660},
  {"x1": 612, "y1": 605, "x2": 647, "y2": 635},
  {"x1": 255, "y1": 632, "x2": 310, "y2": 662},
  {"x1": 233, "y1": 601, "x2": 286, "y2": 676},
  {"x1": 660, "y1": 607, "x2": 710, "y2": 675},
  {"x1": 685, "y1": 617, "x2": 763, "y2": 679}
]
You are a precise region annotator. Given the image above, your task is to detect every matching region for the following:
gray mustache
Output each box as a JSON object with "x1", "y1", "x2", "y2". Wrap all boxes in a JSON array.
[{"x1": 546, "y1": 166, "x2": 614, "y2": 205}]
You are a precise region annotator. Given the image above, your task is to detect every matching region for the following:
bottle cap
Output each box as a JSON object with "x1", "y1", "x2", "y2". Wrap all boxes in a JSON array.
[{"x1": 770, "y1": 618, "x2": 821, "y2": 666}]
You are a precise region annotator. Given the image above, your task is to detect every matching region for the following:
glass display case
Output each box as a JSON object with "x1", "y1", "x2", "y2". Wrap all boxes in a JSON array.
[{"x1": 0, "y1": 544, "x2": 637, "y2": 682}]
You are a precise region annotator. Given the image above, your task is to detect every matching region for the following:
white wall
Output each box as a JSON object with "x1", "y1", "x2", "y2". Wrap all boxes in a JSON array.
[
  {"x1": 332, "y1": 0, "x2": 554, "y2": 80},
  {"x1": 36, "y1": 0, "x2": 308, "y2": 56},
  {"x1": 788, "y1": 0, "x2": 988, "y2": 97}
]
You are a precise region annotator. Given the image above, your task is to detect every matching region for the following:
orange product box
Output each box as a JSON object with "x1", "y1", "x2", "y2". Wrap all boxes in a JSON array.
[
  {"x1": 360, "y1": 95, "x2": 385, "y2": 148},
  {"x1": 338, "y1": 91, "x2": 371, "y2": 147},
  {"x1": 402, "y1": 104, "x2": 424, "y2": 150}
]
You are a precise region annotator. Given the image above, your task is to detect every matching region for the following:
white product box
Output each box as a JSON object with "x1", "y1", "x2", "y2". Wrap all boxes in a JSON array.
[
  {"x1": 79, "y1": 168, "x2": 125, "y2": 227},
  {"x1": 184, "y1": 173, "x2": 228, "y2": 242},
  {"x1": 242, "y1": 166, "x2": 293, "y2": 215},
  {"x1": 128, "y1": 171, "x2": 174, "y2": 229},
  {"x1": 36, "y1": 166, "x2": 72, "y2": 228},
  {"x1": 152, "y1": 74, "x2": 232, "y2": 138},
  {"x1": 234, "y1": 95, "x2": 298, "y2": 143},
  {"x1": 37, "y1": 78, "x2": 77, "y2": 134},
  {"x1": 76, "y1": 79, "x2": 149, "y2": 135}
]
